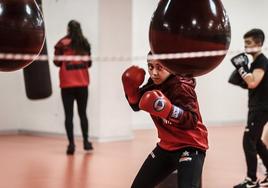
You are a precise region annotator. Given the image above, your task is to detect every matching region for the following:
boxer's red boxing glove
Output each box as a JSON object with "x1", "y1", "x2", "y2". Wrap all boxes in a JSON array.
[
  {"x1": 139, "y1": 90, "x2": 183, "y2": 120},
  {"x1": 122, "y1": 66, "x2": 145, "y2": 104}
]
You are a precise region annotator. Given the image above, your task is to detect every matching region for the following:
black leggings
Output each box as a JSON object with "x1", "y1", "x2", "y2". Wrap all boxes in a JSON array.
[
  {"x1": 243, "y1": 110, "x2": 268, "y2": 180},
  {"x1": 131, "y1": 145, "x2": 205, "y2": 188},
  {"x1": 61, "y1": 87, "x2": 89, "y2": 144}
]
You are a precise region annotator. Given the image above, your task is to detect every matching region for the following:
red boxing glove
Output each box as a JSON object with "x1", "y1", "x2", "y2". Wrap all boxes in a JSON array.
[
  {"x1": 122, "y1": 66, "x2": 145, "y2": 104},
  {"x1": 139, "y1": 90, "x2": 183, "y2": 120}
]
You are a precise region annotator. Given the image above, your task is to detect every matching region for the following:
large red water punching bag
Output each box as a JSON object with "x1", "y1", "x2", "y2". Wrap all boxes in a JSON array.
[
  {"x1": 149, "y1": 0, "x2": 231, "y2": 77},
  {"x1": 23, "y1": 0, "x2": 52, "y2": 100},
  {"x1": 0, "y1": 0, "x2": 45, "y2": 71}
]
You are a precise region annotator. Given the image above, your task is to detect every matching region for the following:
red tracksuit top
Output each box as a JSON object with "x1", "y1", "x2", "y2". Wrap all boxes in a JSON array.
[
  {"x1": 54, "y1": 36, "x2": 91, "y2": 88},
  {"x1": 130, "y1": 75, "x2": 208, "y2": 151}
]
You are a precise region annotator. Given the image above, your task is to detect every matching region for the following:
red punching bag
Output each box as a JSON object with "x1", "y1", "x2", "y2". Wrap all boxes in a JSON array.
[
  {"x1": 23, "y1": 0, "x2": 52, "y2": 100},
  {"x1": 0, "y1": 0, "x2": 45, "y2": 72},
  {"x1": 149, "y1": 0, "x2": 231, "y2": 77}
]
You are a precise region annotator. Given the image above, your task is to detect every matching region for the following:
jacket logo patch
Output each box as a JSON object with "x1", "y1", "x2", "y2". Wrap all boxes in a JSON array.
[
  {"x1": 162, "y1": 119, "x2": 173, "y2": 125},
  {"x1": 179, "y1": 151, "x2": 192, "y2": 162},
  {"x1": 179, "y1": 157, "x2": 192, "y2": 162},
  {"x1": 150, "y1": 152, "x2": 156, "y2": 159},
  {"x1": 66, "y1": 63, "x2": 87, "y2": 70}
]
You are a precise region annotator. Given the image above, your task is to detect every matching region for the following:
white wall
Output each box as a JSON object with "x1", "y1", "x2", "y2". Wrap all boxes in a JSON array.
[
  {"x1": 94, "y1": 0, "x2": 133, "y2": 141},
  {"x1": 0, "y1": 72, "x2": 22, "y2": 131},
  {"x1": 1, "y1": 0, "x2": 268, "y2": 137}
]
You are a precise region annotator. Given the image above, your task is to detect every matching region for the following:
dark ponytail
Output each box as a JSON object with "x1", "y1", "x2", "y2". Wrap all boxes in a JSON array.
[{"x1": 67, "y1": 20, "x2": 91, "y2": 54}]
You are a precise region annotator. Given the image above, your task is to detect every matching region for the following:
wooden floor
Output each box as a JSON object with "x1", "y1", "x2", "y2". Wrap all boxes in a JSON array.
[{"x1": 0, "y1": 125, "x2": 267, "y2": 188}]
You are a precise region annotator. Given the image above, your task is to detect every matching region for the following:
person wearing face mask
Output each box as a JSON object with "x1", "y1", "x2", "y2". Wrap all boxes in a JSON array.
[
  {"x1": 121, "y1": 51, "x2": 208, "y2": 188},
  {"x1": 232, "y1": 29, "x2": 268, "y2": 188}
]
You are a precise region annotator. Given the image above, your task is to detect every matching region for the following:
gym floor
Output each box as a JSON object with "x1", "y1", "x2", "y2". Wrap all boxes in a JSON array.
[{"x1": 0, "y1": 125, "x2": 266, "y2": 188}]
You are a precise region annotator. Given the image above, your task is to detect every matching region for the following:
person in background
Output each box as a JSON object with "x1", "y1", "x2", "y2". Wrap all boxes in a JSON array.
[
  {"x1": 54, "y1": 20, "x2": 93, "y2": 155},
  {"x1": 231, "y1": 28, "x2": 268, "y2": 188},
  {"x1": 122, "y1": 51, "x2": 207, "y2": 188}
]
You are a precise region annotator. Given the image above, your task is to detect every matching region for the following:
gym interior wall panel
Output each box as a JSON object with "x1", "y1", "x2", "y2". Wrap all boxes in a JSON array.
[{"x1": 0, "y1": 72, "x2": 23, "y2": 131}]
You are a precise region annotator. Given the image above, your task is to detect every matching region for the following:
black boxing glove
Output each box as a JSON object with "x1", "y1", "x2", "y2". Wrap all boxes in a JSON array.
[
  {"x1": 228, "y1": 69, "x2": 248, "y2": 89},
  {"x1": 231, "y1": 53, "x2": 249, "y2": 78}
]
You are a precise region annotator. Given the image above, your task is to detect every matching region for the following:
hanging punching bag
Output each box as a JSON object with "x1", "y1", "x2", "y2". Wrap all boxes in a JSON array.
[
  {"x1": 23, "y1": 0, "x2": 52, "y2": 100},
  {"x1": 149, "y1": 0, "x2": 231, "y2": 77},
  {"x1": 0, "y1": 0, "x2": 45, "y2": 71}
]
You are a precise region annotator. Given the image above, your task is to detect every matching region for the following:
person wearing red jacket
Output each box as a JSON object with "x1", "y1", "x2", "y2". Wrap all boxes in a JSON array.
[
  {"x1": 54, "y1": 20, "x2": 93, "y2": 155},
  {"x1": 122, "y1": 52, "x2": 208, "y2": 188}
]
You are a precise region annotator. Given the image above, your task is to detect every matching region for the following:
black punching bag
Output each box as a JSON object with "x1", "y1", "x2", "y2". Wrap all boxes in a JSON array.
[
  {"x1": 23, "y1": 0, "x2": 52, "y2": 100},
  {"x1": 149, "y1": 0, "x2": 231, "y2": 77}
]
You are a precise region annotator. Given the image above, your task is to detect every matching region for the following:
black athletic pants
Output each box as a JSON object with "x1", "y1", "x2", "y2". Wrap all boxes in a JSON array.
[
  {"x1": 131, "y1": 145, "x2": 205, "y2": 188},
  {"x1": 61, "y1": 87, "x2": 89, "y2": 144},
  {"x1": 243, "y1": 110, "x2": 268, "y2": 180}
]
